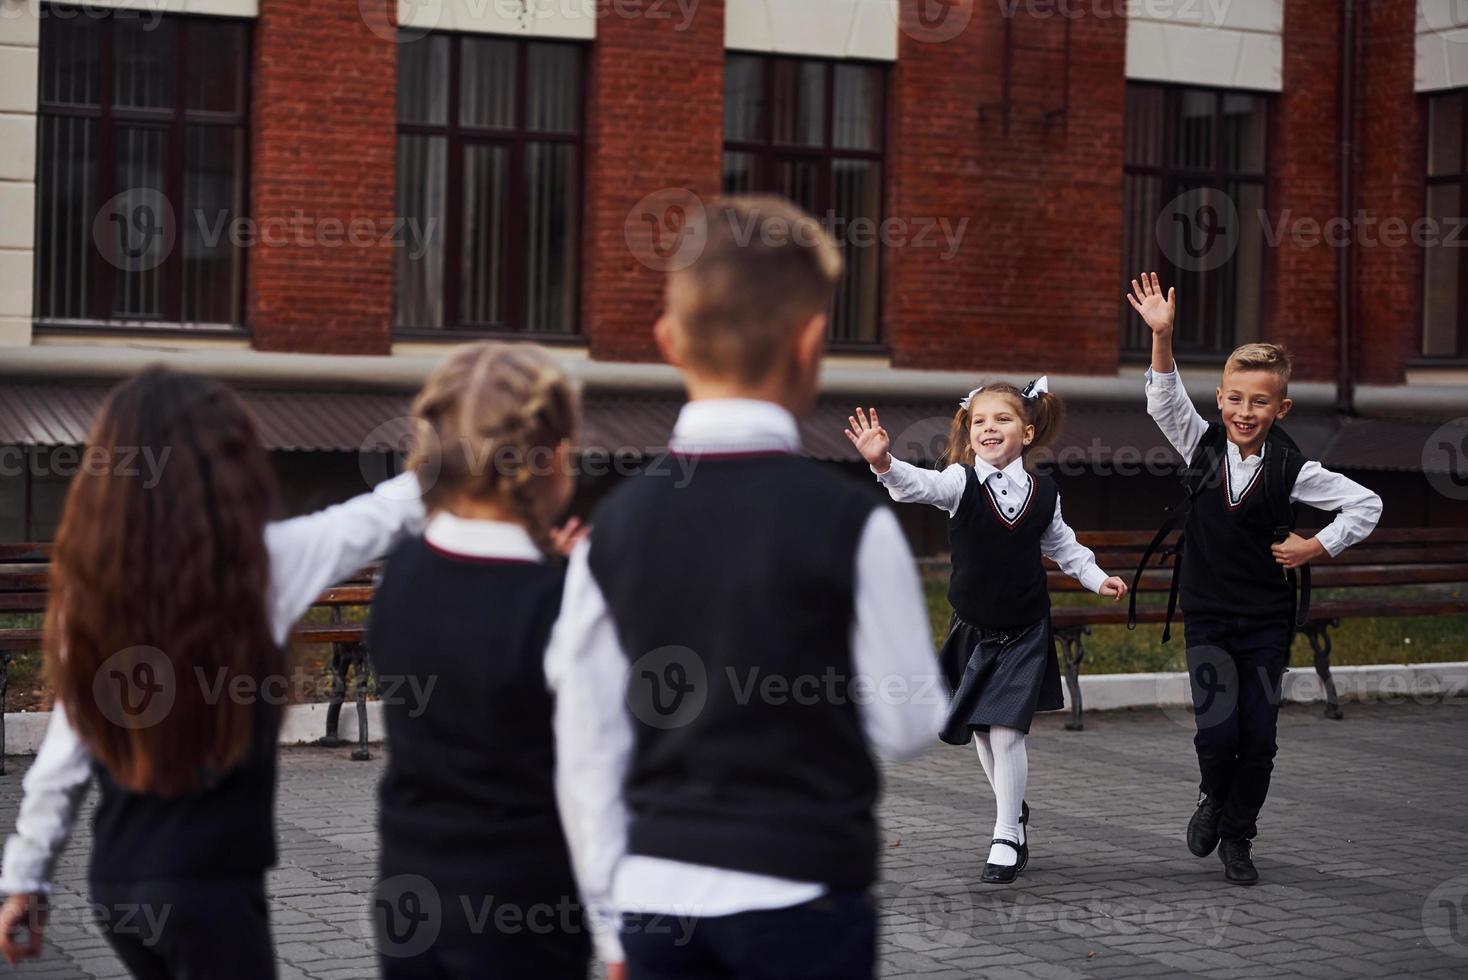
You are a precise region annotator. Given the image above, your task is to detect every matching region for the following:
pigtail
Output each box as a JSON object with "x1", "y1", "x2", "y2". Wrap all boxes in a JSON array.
[
  {"x1": 1025, "y1": 391, "x2": 1066, "y2": 453},
  {"x1": 942, "y1": 406, "x2": 976, "y2": 468}
]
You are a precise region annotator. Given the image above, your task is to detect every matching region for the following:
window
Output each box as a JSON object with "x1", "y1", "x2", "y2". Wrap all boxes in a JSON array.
[
  {"x1": 396, "y1": 34, "x2": 583, "y2": 335},
  {"x1": 723, "y1": 54, "x2": 887, "y2": 345},
  {"x1": 35, "y1": 7, "x2": 249, "y2": 327},
  {"x1": 1424, "y1": 91, "x2": 1468, "y2": 358},
  {"x1": 1121, "y1": 84, "x2": 1268, "y2": 356}
]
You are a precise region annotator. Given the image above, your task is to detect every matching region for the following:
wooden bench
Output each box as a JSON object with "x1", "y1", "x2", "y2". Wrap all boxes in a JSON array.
[
  {"x1": 0, "y1": 544, "x2": 380, "y2": 769},
  {"x1": 922, "y1": 528, "x2": 1468, "y2": 731}
]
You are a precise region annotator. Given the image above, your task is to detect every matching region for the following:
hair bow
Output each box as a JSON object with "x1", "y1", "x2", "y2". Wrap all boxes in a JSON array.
[
  {"x1": 958, "y1": 386, "x2": 984, "y2": 410},
  {"x1": 1021, "y1": 376, "x2": 1050, "y2": 400}
]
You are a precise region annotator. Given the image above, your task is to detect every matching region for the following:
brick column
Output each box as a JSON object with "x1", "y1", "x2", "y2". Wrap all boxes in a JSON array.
[
  {"x1": 248, "y1": 0, "x2": 397, "y2": 354},
  {"x1": 1271, "y1": 0, "x2": 1342, "y2": 382},
  {"x1": 886, "y1": 1, "x2": 1126, "y2": 375},
  {"x1": 581, "y1": 1, "x2": 725, "y2": 363},
  {"x1": 1355, "y1": 1, "x2": 1422, "y2": 385}
]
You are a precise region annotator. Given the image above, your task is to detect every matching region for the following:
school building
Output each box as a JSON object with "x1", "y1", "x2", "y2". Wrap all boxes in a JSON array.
[{"x1": 0, "y1": 0, "x2": 1465, "y2": 550}]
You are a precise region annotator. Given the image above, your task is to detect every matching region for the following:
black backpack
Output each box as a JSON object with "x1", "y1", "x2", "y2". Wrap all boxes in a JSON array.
[{"x1": 1128, "y1": 422, "x2": 1310, "y2": 643}]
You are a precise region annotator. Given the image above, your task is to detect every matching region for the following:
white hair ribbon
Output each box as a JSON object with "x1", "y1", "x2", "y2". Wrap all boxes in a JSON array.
[
  {"x1": 1022, "y1": 376, "x2": 1050, "y2": 400},
  {"x1": 958, "y1": 386, "x2": 984, "y2": 410}
]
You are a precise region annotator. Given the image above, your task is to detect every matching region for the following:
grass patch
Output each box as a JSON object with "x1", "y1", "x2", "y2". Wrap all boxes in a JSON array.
[{"x1": 922, "y1": 576, "x2": 1468, "y2": 673}]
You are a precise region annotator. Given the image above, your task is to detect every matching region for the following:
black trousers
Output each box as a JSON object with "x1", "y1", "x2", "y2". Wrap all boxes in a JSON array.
[
  {"x1": 90, "y1": 874, "x2": 275, "y2": 980},
  {"x1": 621, "y1": 889, "x2": 877, "y2": 980},
  {"x1": 1183, "y1": 612, "x2": 1292, "y2": 841}
]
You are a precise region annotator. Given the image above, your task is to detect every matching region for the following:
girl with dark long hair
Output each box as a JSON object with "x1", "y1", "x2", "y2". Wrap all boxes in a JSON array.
[{"x1": 0, "y1": 368, "x2": 424, "y2": 978}]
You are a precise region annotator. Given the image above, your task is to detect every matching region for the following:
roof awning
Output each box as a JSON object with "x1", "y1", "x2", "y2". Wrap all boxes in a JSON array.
[{"x1": 1, "y1": 380, "x2": 1440, "y2": 472}]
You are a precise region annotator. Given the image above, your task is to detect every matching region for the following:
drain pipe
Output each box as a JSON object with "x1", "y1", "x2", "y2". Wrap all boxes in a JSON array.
[{"x1": 1336, "y1": 0, "x2": 1358, "y2": 415}]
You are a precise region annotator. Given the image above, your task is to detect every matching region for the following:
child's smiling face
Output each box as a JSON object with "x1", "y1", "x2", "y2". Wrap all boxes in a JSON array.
[
  {"x1": 967, "y1": 391, "x2": 1033, "y2": 468},
  {"x1": 1216, "y1": 369, "x2": 1292, "y2": 457}
]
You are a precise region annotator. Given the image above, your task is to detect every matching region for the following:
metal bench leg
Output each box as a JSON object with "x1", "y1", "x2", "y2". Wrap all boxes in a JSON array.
[
  {"x1": 350, "y1": 643, "x2": 371, "y2": 762},
  {"x1": 1055, "y1": 625, "x2": 1089, "y2": 732},
  {"x1": 318, "y1": 646, "x2": 348, "y2": 748},
  {"x1": 0, "y1": 652, "x2": 10, "y2": 776},
  {"x1": 1300, "y1": 618, "x2": 1343, "y2": 721}
]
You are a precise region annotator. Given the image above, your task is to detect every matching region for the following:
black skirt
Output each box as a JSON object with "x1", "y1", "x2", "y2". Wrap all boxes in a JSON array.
[{"x1": 938, "y1": 613, "x2": 1063, "y2": 744}]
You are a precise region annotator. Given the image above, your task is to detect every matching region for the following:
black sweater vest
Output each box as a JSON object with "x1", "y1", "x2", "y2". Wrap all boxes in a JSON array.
[
  {"x1": 947, "y1": 466, "x2": 1058, "y2": 629},
  {"x1": 89, "y1": 700, "x2": 280, "y2": 884},
  {"x1": 588, "y1": 453, "x2": 881, "y2": 888},
  {"x1": 1180, "y1": 438, "x2": 1305, "y2": 620},
  {"x1": 368, "y1": 536, "x2": 578, "y2": 898}
]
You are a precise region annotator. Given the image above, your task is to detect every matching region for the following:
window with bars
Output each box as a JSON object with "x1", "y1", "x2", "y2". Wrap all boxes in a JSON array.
[
  {"x1": 395, "y1": 34, "x2": 582, "y2": 336},
  {"x1": 1121, "y1": 84, "x2": 1269, "y2": 356},
  {"x1": 1423, "y1": 90, "x2": 1468, "y2": 358},
  {"x1": 35, "y1": 7, "x2": 249, "y2": 328},
  {"x1": 722, "y1": 54, "x2": 887, "y2": 346}
]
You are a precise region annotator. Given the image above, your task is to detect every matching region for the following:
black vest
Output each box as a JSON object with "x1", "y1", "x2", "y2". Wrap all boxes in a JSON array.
[
  {"x1": 89, "y1": 700, "x2": 280, "y2": 884},
  {"x1": 368, "y1": 536, "x2": 578, "y2": 899},
  {"x1": 588, "y1": 453, "x2": 881, "y2": 888},
  {"x1": 947, "y1": 466, "x2": 1058, "y2": 629},
  {"x1": 1180, "y1": 426, "x2": 1306, "y2": 620}
]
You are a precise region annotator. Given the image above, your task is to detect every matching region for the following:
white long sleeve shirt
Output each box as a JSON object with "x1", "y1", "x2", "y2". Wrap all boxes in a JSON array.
[
  {"x1": 1145, "y1": 367, "x2": 1382, "y2": 556},
  {"x1": 0, "y1": 472, "x2": 426, "y2": 896},
  {"x1": 874, "y1": 455, "x2": 1112, "y2": 595},
  {"x1": 545, "y1": 398, "x2": 946, "y2": 964}
]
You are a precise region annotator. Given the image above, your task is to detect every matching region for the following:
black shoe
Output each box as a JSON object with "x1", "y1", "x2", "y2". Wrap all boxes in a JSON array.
[
  {"x1": 1218, "y1": 838, "x2": 1259, "y2": 885},
  {"x1": 1187, "y1": 795, "x2": 1223, "y2": 858},
  {"x1": 981, "y1": 838, "x2": 1027, "y2": 884},
  {"x1": 1021, "y1": 800, "x2": 1030, "y2": 827},
  {"x1": 1017, "y1": 802, "x2": 1030, "y2": 872}
]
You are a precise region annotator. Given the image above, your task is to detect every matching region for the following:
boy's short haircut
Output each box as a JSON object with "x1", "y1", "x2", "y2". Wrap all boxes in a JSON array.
[
  {"x1": 666, "y1": 195, "x2": 843, "y2": 385},
  {"x1": 1224, "y1": 342, "x2": 1292, "y2": 391}
]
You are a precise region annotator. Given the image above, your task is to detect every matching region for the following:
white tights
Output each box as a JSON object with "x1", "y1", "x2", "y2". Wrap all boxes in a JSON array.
[{"x1": 974, "y1": 726, "x2": 1028, "y2": 866}]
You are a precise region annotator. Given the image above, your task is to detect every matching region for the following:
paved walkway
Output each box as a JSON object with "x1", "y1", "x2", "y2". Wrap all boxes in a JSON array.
[{"x1": 2, "y1": 699, "x2": 1465, "y2": 979}]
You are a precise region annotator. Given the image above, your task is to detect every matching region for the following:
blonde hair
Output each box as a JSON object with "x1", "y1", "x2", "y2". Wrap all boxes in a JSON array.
[
  {"x1": 666, "y1": 194, "x2": 843, "y2": 385},
  {"x1": 943, "y1": 382, "x2": 1066, "y2": 468},
  {"x1": 409, "y1": 343, "x2": 579, "y2": 557},
  {"x1": 1224, "y1": 342, "x2": 1292, "y2": 390}
]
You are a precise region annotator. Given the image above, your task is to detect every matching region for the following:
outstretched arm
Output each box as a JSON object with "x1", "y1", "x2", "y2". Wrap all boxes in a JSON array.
[
  {"x1": 1130, "y1": 273, "x2": 1208, "y2": 458},
  {"x1": 1040, "y1": 497, "x2": 1128, "y2": 601},
  {"x1": 846, "y1": 407, "x2": 967, "y2": 515}
]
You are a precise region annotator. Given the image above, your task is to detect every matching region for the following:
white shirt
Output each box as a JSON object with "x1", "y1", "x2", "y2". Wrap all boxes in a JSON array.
[
  {"x1": 874, "y1": 454, "x2": 1112, "y2": 595},
  {"x1": 423, "y1": 511, "x2": 543, "y2": 564},
  {"x1": 1145, "y1": 367, "x2": 1382, "y2": 557},
  {"x1": 545, "y1": 398, "x2": 946, "y2": 964},
  {"x1": 0, "y1": 472, "x2": 427, "y2": 896}
]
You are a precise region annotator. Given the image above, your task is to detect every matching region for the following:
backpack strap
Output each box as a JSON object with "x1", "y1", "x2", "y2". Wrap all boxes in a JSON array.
[{"x1": 1129, "y1": 424, "x2": 1226, "y2": 640}]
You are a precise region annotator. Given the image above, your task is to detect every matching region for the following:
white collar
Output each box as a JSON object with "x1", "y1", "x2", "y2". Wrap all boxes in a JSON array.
[
  {"x1": 667, "y1": 398, "x2": 802, "y2": 455},
  {"x1": 1225, "y1": 439, "x2": 1266, "y2": 466},
  {"x1": 972, "y1": 454, "x2": 1030, "y2": 486},
  {"x1": 424, "y1": 512, "x2": 543, "y2": 563}
]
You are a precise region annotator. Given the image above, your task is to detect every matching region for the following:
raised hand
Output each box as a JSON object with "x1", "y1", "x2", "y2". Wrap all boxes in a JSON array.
[
  {"x1": 549, "y1": 516, "x2": 588, "y2": 557},
  {"x1": 1126, "y1": 272, "x2": 1176, "y2": 337},
  {"x1": 844, "y1": 407, "x2": 891, "y2": 474}
]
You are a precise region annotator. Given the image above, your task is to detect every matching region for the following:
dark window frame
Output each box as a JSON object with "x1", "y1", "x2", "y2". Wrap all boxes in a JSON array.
[
  {"x1": 34, "y1": 5, "x2": 251, "y2": 331},
  {"x1": 722, "y1": 52, "x2": 889, "y2": 349},
  {"x1": 1422, "y1": 89, "x2": 1468, "y2": 359},
  {"x1": 1121, "y1": 81, "x2": 1271, "y2": 358},
  {"x1": 394, "y1": 32, "x2": 586, "y2": 338}
]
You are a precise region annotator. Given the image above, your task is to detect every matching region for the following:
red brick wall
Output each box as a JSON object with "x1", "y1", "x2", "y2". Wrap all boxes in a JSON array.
[
  {"x1": 1356, "y1": 1, "x2": 1422, "y2": 385},
  {"x1": 582, "y1": 1, "x2": 726, "y2": 363},
  {"x1": 248, "y1": 0, "x2": 397, "y2": 354},
  {"x1": 885, "y1": 1, "x2": 1127, "y2": 375},
  {"x1": 1271, "y1": 0, "x2": 1341, "y2": 382}
]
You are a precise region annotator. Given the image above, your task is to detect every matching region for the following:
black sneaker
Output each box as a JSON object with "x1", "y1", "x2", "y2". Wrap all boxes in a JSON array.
[
  {"x1": 1186, "y1": 795, "x2": 1223, "y2": 857},
  {"x1": 1218, "y1": 838, "x2": 1259, "y2": 885}
]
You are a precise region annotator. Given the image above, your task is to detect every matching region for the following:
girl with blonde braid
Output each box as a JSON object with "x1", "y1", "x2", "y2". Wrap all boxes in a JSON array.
[{"x1": 367, "y1": 342, "x2": 591, "y2": 978}]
